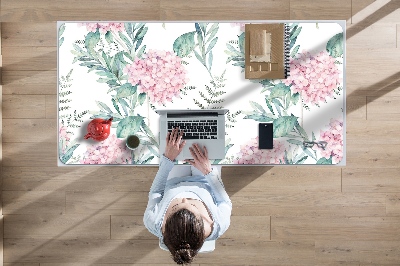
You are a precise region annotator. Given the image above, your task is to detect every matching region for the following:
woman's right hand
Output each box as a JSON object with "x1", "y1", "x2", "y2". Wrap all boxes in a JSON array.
[{"x1": 184, "y1": 144, "x2": 212, "y2": 175}]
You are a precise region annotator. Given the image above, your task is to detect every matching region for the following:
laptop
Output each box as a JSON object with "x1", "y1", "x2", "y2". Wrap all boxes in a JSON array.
[{"x1": 156, "y1": 109, "x2": 229, "y2": 160}]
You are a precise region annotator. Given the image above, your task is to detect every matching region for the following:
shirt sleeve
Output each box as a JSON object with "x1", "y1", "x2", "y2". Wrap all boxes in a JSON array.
[
  {"x1": 143, "y1": 155, "x2": 175, "y2": 237},
  {"x1": 205, "y1": 167, "x2": 232, "y2": 237}
]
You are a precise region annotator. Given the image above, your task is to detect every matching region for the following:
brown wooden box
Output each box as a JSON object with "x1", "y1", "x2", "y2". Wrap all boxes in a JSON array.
[{"x1": 245, "y1": 23, "x2": 286, "y2": 79}]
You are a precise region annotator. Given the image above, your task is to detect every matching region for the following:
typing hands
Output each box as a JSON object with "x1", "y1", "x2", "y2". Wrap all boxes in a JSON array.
[
  {"x1": 164, "y1": 128, "x2": 186, "y2": 161},
  {"x1": 184, "y1": 144, "x2": 212, "y2": 175},
  {"x1": 164, "y1": 128, "x2": 212, "y2": 175}
]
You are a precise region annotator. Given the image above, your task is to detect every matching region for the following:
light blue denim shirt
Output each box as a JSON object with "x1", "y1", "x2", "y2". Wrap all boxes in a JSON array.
[{"x1": 144, "y1": 155, "x2": 232, "y2": 241}]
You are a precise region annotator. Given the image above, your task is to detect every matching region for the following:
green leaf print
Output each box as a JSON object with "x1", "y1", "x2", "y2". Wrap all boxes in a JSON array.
[
  {"x1": 117, "y1": 116, "x2": 144, "y2": 138},
  {"x1": 111, "y1": 98, "x2": 122, "y2": 116},
  {"x1": 273, "y1": 115, "x2": 298, "y2": 137},
  {"x1": 326, "y1": 32, "x2": 344, "y2": 58},
  {"x1": 287, "y1": 139, "x2": 303, "y2": 146},
  {"x1": 206, "y1": 37, "x2": 218, "y2": 55},
  {"x1": 115, "y1": 83, "x2": 137, "y2": 99},
  {"x1": 138, "y1": 92, "x2": 146, "y2": 105},
  {"x1": 96, "y1": 101, "x2": 113, "y2": 114},
  {"x1": 85, "y1": 30, "x2": 100, "y2": 56},
  {"x1": 238, "y1": 32, "x2": 245, "y2": 54},
  {"x1": 295, "y1": 121, "x2": 309, "y2": 140},
  {"x1": 206, "y1": 24, "x2": 219, "y2": 43},
  {"x1": 291, "y1": 92, "x2": 300, "y2": 105},
  {"x1": 265, "y1": 97, "x2": 275, "y2": 115},
  {"x1": 295, "y1": 156, "x2": 308, "y2": 164},
  {"x1": 208, "y1": 50, "x2": 213, "y2": 71},
  {"x1": 141, "y1": 120, "x2": 159, "y2": 147},
  {"x1": 250, "y1": 101, "x2": 266, "y2": 114},
  {"x1": 270, "y1": 83, "x2": 291, "y2": 99},
  {"x1": 105, "y1": 31, "x2": 113, "y2": 43},
  {"x1": 243, "y1": 113, "x2": 274, "y2": 122},
  {"x1": 173, "y1": 31, "x2": 196, "y2": 57},
  {"x1": 125, "y1": 23, "x2": 134, "y2": 38},
  {"x1": 290, "y1": 44, "x2": 300, "y2": 58},
  {"x1": 60, "y1": 143, "x2": 80, "y2": 164},
  {"x1": 317, "y1": 156, "x2": 333, "y2": 164}
]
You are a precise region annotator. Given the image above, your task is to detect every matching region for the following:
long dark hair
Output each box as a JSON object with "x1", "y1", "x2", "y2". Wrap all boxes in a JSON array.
[{"x1": 163, "y1": 208, "x2": 206, "y2": 264}]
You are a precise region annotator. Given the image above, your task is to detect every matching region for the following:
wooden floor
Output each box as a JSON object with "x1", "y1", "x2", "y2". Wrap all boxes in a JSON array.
[{"x1": 1, "y1": 0, "x2": 400, "y2": 265}]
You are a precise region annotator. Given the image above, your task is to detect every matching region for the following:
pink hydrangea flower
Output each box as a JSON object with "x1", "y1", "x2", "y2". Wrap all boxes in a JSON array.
[
  {"x1": 59, "y1": 124, "x2": 72, "y2": 153},
  {"x1": 317, "y1": 118, "x2": 344, "y2": 164},
  {"x1": 230, "y1": 23, "x2": 246, "y2": 31},
  {"x1": 284, "y1": 50, "x2": 341, "y2": 106},
  {"x1": 124, "y1": 49, "x2": 189, "y2": 105},
  {"x1": 234, "y1": 137, "x2": 287, "y2": 164},
  {"x1": 81, "y1": 134, "x2": 132, "y2": 164},
  {"x1": 59, "y1": 125, "x2": 71, "y2": 142},
  {"x1": 78, "y1": 23, "x2": 124, "y2": 34}
]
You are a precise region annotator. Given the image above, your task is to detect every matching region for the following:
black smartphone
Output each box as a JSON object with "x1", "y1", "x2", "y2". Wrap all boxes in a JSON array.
[{"x1": 258, "y1": 123, "x2": 273, "y2": 149}]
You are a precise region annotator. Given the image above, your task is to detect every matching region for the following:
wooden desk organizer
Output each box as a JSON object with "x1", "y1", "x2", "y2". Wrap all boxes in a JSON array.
[{"x1": 245, "y1": 23, "x2": 289, "y2": 79}]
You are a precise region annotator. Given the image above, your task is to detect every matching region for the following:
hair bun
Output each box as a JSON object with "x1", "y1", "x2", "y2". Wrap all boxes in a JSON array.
[
  {"x1": 179, "y1": 242, "x2": 191, "y2": 250},
  {"x1": 174, "y1": 247, "x2": 193, "y2": 264}
]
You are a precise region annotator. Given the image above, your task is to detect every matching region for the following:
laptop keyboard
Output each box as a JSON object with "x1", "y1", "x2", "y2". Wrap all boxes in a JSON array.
[{"x1": 168, "y1": 120, "x2": 218, "y2": 139}]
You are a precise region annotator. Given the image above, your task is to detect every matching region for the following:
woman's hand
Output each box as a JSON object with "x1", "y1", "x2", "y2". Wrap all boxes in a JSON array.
[
  {"x1": 164, "y1": 127, "x2": 186, "y2": 161},
  {"x1": 184, "y1": 144, "x2": 212, "y2": 175}
]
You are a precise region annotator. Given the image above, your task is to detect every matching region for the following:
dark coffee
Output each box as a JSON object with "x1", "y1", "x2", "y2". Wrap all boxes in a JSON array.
[{"x1": 126, "y1": 135, "x2": 140, "y2": 149}]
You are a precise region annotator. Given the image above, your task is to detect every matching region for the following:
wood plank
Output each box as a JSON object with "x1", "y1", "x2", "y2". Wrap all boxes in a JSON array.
[
  {"x1": 223, "y1": 166, "x2": 341, "y2": 194},
  {"x1": 351, "y1": 0, "x2": 375, "y2": 24},
  {"x1": 3, "y1": 239, "x2": 167, "y2": 264},
  {"x1": 3, "y1": 95, "x2": 46, "y2": 118},
  {"x1": 343, "y1": 168, "x2": 400, "y2": 193},
  {"x1": 2, "y1": 119, "x2": 56, "y2": 143},
  {"x1": 351, "y1": 0, "x2": 400, "y2": 25},
  {"x1": 4, "y1": 214, "x2": 110, "y2": 240},
  {"x1": 110, "y1": 216, "x2": 154, "y2": 240},
  {"x1": 2, "y1": 142, "x2": 57, "y2": 167},
  {"x1": 0, "y1": 216, "x2": 3, "y2": 266},
  {"x1": 110, "y1": 215, "x2": 271, "y2": 241},
  {"x1": 221, "y1": 216, "x2": 270, "y2": 240},
  {"x1": 0, "y1": 0, "x2": 160, "y2": 22},
  {"x1": 346, "y1": 143, "x2": 400, "y2": 168},
  {"x1": 2, "y1": 49, "x2": 57, "y2": 71},
  {"x1": 367, "y1": 96, "x2": 400, "y2": 120},
  {"x1": 2, "y1": 166, "x2": 157, "y2": 192},
  {"x1": 41, "y1": 264, "x2": 196, "y2": 266},
  {"x1": 386, "y1": 194, "x2": 400, "y2": 216},
  {"x1": 272, "y1": 216, "x2": 400, "y2": 241},
  {"x1": 316, "y1": 240, "x2": 400, "y2": 264},
  {"x1": 160, "y1": 0, "x2": 290, "y2": 20},
  {"x1": 45, "y1": 95, "x2": 57, "y2": 119},
  {"x1": 346, "y1": 96, "x2": 366, "y2": 120},
  {"x1": 231, "y1": 192, "x2": 386, "y2": 217},
  {"x1": 4, "y1": 238, "x2": 315, "y2": 265},
  {"x1": 2, "y1": 70, "x2": 56, "y2": 95},
  {"x1": 2, "y1": 46, "x2": 57, "y2": 58},
  {"x1": 66, "y1": 191, "x2": 148, "y2": 216},
  {"x1": 2, "y1": 191, "x2": 65, "y2": 215},
  {"x1": 290, "y1": 0, "x2": 351, "y2": 20},
  {"x1": 198, "y1": 239, "x2": 316, "y2": 265},
  {"x1": 346, "y1": 120, "x2": 400, "y2": 145},
  {"x1": 1, "y1": 22, "x2": 56, "y2": 46},
  {"x1": 346, "y1": 48, "x2": 400, "y2": 97},
  {"x1": 4, "y1": 263, "x2": 39, "y2": 266},
  {"x1": 347, "y1": 23, "x2": 397, "y2": 49}
]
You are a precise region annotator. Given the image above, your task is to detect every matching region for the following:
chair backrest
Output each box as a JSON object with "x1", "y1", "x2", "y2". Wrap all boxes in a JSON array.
[{"x1": 159, "y1": 238, "x2": 215, "y2": 253}]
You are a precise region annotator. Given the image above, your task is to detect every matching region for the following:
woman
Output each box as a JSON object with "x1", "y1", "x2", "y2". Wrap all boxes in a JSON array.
[{"x1": 144, "y1": 127, "x2": 232, "y2": 264}]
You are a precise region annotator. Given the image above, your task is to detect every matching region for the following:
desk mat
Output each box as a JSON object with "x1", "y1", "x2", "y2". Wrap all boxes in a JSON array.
[{"x1": 58, "y1": 22, "x2": 345, "y2": 165}]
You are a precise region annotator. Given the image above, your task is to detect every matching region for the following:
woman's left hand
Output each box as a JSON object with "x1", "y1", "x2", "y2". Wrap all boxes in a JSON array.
[{"x1": 164, "y1": 127, "x2": 186, "y2": 161}]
